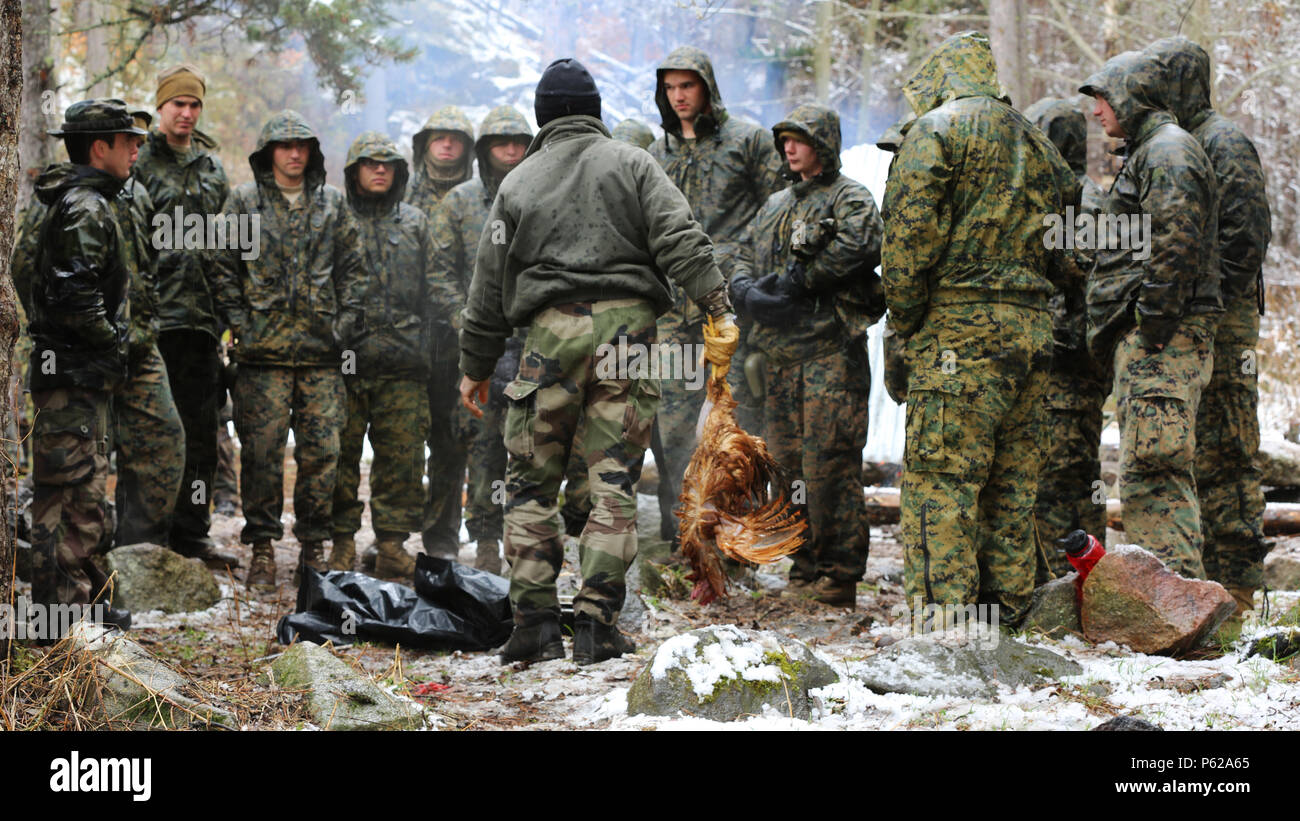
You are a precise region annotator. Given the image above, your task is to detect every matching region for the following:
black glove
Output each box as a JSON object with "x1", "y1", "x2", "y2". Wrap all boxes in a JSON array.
[
  {"x1": 729, "y1": 275, "x2": 757, "y2": 319},
  {"x1": 745, "y1": 273, "x2": 802, "y2": 328},
  {"x1": 1136, "y1": 312, "x2": 1177, "y2": 349}
]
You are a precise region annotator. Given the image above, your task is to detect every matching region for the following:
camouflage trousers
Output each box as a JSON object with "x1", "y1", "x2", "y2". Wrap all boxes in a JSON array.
[
  {"x1": 113, "y1": 344, "x2": 185, "y2": 546},
  {"x1": 1034, "y1": 359, "x2": 1108, "y2": 580},
  {"x1": 765, "y1": 347, "x2": 871, "y2": 583},
  {"x1": 232, "y1": 365, "x2": 344, "y2": 544},
  {"x1": 650, "y1": 308, "x2": 706, "y2": 542},
  {"x1": 423, "y1": 357, "x2": 464, "y2": 554},
  {"x1": 29, "y1": 387, "x2": 113, "y2": 606},
  {"x1": 214, "y1": 397, "x2": 239, "y2": 507},
  {"x1": 333, "y1": 377, "x2": 429, "y2": 537},
  {"x1": 1114, "y1": 314, "x2": 1215, "y2": 579},
  {"x1": 1196, "y1": 302, "x2": 1266, "y2": 589},
  {"x1": 900, "y1": 303, "x2": 1052, "y2": 626},
  {"x1": 504, "y1": 299, "x2": 660, "y2": 627},
  {"x1": 157, "y1": 330, "x2": 222, "y2": 552}
]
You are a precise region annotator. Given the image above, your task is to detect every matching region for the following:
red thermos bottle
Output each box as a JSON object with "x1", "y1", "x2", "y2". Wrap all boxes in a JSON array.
[{"x1": 1059, "y1": 529, "x2": 1105, "y2": 599}]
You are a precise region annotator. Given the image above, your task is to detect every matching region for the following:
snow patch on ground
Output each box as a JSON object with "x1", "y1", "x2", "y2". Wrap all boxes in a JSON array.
[{"x1": 650, "y1": 626, "x2": 784, "y2": 698}]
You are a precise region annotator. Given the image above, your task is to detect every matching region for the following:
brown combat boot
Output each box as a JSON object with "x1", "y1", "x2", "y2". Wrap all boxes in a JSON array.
[
  {"x1": 328, "y1": 534, "x2": 356, "y2": 572},
  {"x1": 374, "y1": 533, "x2": 416, "y2": 579},
  {"x1": 811, "y1": 577, "x2": 857, "y2": 609},
  {"x1": 475, "y1": 538, "x2": 502, "y2": 575},
  {"x1": 293, "y1": 541, "x2": 328, "y2": 586},
  {"x1": 245, "y1": 541, "x2": 276, "y2": 592}
]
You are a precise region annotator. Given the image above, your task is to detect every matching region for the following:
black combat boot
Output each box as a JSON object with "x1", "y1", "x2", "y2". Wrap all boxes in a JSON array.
[
  {"x1": 499, "y1": 616, "x2": 565, "y2": 664},
  {"x1": 572, "y1": 614, "x2": 635, "y2": 665}
]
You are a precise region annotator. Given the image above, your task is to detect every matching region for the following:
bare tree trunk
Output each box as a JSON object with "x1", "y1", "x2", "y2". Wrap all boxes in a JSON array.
[
  {"x1": 813, "y1": 0, "x2": 832, "y2": 104},
  {"x1": 988, "y1": 0, "x2": 1027, "y2": 107},
  {"x1": 19, "y1": 0, "x2": 52, "y2": 211},
  {"x1": 81, "y1": 0, "x2": 108, "y2": 96},
  {"x1": 856, "y1": 0, "x2": 881, "y2": 145},
  {"x1": 1, "y1": 0, "x2": 24, "y2": 667}
]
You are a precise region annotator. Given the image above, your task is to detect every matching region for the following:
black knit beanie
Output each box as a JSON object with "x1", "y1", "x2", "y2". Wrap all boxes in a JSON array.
[{"x1": 535, "y1": 58, "x2": 602, "y2": 126}]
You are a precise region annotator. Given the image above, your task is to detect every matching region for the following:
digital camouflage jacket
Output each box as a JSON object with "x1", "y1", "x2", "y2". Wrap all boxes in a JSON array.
[
  {"x1": 212, "y1": 110, "x2": 366, "y2": 367},
  {"x1": 882, "y1": 31, "x2": 1080, "y2": 339},
  {"x1": 1079, "y1": 50, "x2": 1220, "y2": 358},
  {"x1": 132, "y1": 127, "x2": 229, "y2": 338},
  {"x1": 406, "y1": 105, "x2": 475, "y2": 221}
]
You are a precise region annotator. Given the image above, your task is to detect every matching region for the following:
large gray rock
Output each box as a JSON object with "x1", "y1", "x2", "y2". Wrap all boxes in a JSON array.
[
  {"x1": 1082, "y1": 544, "x2": 1236, "y2": 655},
  {"x1": 68, "y1": 622, "x2": 236, "y2": 729},
  {"x1": 1259, "y1": 436, "x2": 1300, "y2": 488},
  {"x1": 1263, "y1": 545, "x2": 1300, "y2": 591},
  {"x1": 268, "y1": 641, "x2": 423, "y2": 730},
  {"x1": 627, "y1": 625, "x2": 838, "y2": 721},
  {"x1": 105, "y1": 543, "x2": 222, "y2": 614},
  {"x1": 1021, "y1": 574, "x2": 1082, "y2": 637},
  {"x1": 848, "y1": 627, "x2": 1082, "y2": 698}
]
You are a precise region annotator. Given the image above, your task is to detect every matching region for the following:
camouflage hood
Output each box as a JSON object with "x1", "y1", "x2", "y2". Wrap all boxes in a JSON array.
[
  {"x1": 34, "y1": 161, "x2": 124, "y2": 206},
  {"x1": 1023, "y1": 97, "x2": 1088, "y2": 174},
  {"x1": 1141, "y1": 36, "x2": 1214, "y2": 130},
  {"x1": 655, "y1": 46, "x2": 729, "y2": 140},
  {"x1": 612, "y1": 118, "x2": 654, "y2": 149},
  {"x1": 903, "y1": 31, "x2": 1004, "y2": 117},
  {"x1": 771, "y1": 102, "x2": 841, "y2": 182},
  {"x1": 1079, "y1": 51, "x2": 1164, "y2": 141},
  {"x1": 344, "y1": 131, "x2": 409, "y2": 212},
  {"x1": 474, "y1": 105, "x2": 533, "y2": 196},
  {"x1": 412, "y1": 105, "x2": 474, "y2": 186},
  {"x1": 876, "y1": 111, "x2": 916, "y2": 153},
  {"x1": 249, "y1": 110, "x2": 326, "y2": 188}
]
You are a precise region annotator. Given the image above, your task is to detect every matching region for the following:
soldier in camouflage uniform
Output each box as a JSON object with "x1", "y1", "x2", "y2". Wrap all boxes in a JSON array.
[
  {"x1": 730, "y1": 103, "x2": 883, "y2": 607},
  {"x1": 883, "y1": 32, "x2": 1080, "y2": 626},
  {"x1": 406, "y1": 106, "x2": 476, "y2": 559},
  {"x1": 27, "y1": 100, "x2": 145, "y2": 614},
  {"x1": 213, "y1": 110, "x2": 367, "y2": 590},
  {"x1": 1142, "y1": 37, "x2": 1271, "y2": 612},
  {"x1": 330, "y1": 131, "x2": 453, "y2": 577},
  {"x1": 648, "y1": 47, "x2": 786, "y2": 545},
  {"x1": 612, "y1": 118, "x2": 654, "y2": 150},
  {"x1": 460, "y1": 60, "x2": 733, "y2": 664},
  {"x1": 1079, "y1": 51, "x2": 1221, "y2": 580},
  {"x1": 1022, "y1": 97, "x2": 1109, "y2": 580},
  {"x1": 431, "y1": 106, "x2": 532, "y2": 574},
  {"x1": 131, "y1": 65, "x2": 234, "y2": 564}
]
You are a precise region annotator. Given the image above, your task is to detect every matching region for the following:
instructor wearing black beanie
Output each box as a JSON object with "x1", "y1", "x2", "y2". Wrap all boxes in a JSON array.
[{"x1": 534, "y1": 58, "x2": 602, "y2": 126}]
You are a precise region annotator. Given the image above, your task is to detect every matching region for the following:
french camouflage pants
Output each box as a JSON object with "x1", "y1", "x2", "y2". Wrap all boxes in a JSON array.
[
  {"x1": 157, "y1": 329, "x2": 222, "y2": 553},
  {"x1": 765, "y1": 346, "x2": 871, "y2": 584},
  {"x1": 423, "y1": 356, "x2": 464, "y2": 554},
  {"x1": 232, "y1": 365, "x2": 344, "y2": 545},
  {"x1": 113, "y1": 343, "x2": 185, "y2": 546},
  {"x1": 333, "y1": 377, "x2": 429, "y2": 538},
  {"x1": 29, "y1": 387, "x2": 113, "y2": 607},
  {"x1": 651, "y1": 307, "x2": 706, "y2": 543},
  {"x1": 1034, "y1": 360, "x2": 1107, "y2": 580},
  {"x1": 1114, "y1": 315, "x2": 1215, "y2": 580},
  {"x1": 504, "y1": 299, "x2": 660, "y2": 627},
  {"x1": 900, "y1": 303, "x2": 1052, "y2": 626},
  {"x1": 1195, "y1": 301, "x2": 1265, "y2": 589}
]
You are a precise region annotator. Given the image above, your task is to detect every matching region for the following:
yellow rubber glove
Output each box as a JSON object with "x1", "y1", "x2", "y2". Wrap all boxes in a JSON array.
[{"x1": 702, "y1": 314, "x2": 740, "y2": 379}]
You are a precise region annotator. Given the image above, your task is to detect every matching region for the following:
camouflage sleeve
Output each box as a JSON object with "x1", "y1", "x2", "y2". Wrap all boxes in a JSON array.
[
  {"x1": 1135, "y1": 139, "x2": 1215, "y2": 339},
  {"x1": 748, "y1": 127, "x2": 786, "y2": 203},
  {"x1": 331, "y1": 197, "x2": 368, "y2": 340},
  {"x1": 798, "y1": 186, "x2": 883, "y2": 293},
  {"x1": 42, "y1": 197, "x2": 118, "y2": 347},
  {"x1": 1045, "y1": 160, "x2": 1084, "y2": 294},
  {"x1": 10, "y1": 201, "x2": 47, "y2": 316},
  {"x1": 637, "y1": 151, "x2": 724, "y2": 304},
  {"x1": 1205, "y1": 131, "x2": 1270, "y2": 302},
  {"x1": 211, "y1": 189, "x2": 249, "y2": 333},
  {"x1": 425, "y1": 200, "x2": 467, "y2": 331},
  {"x1": 460, "y1": 194, "x2": 513, "y2": 381},
  {"x1": 881, "y1": 118, "x2": 953, "y2": 337}
]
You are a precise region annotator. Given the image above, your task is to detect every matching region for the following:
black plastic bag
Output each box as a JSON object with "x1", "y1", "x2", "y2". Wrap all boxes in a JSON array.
[{"x1": 276, "y1": 553, "x2": 514, "y2": 651}]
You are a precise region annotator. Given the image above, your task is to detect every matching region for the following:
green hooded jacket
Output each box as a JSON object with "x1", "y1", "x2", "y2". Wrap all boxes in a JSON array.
[
  {"x1": 406, "y1": 105, "x2": 475, "y2": 221},
  {"x1": 460, "y1": 114, "x2": 724, "y2": 381},
  {"x1": 132, "y1": 127, "x2": 229, "y2": 338},
  {"x1": 1078, "y1": 50, "x2": 1221, "y2": 359},
  {"x1": 1142, "y1": 36, "x2": 1271, "y2": 312},
  {"x1": 212, "y1": 110, "x2": 366, "y2": 367},
  {"x1": 27, "y1": 163, "x2": 133, "y2": 392},
  {"x1": 735, "y1": 103, "x2": 884, "y2": 366},
  {"x1": 1024, "y1": 96, "x2": 1105, "y2": 358},
  {"x1": 882, "y1": 31, "x2": 1081, "y2": 338},
  {"x1": 343, "y1": 131, "x2": 457, "y2": 379},
  {"x1": 612, "y1": 118, "x2": 654, "y2": 149}
]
